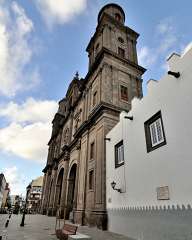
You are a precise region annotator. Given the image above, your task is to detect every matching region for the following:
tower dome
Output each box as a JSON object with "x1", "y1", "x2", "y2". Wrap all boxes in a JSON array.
[{"x1": 98, "y1": 3, "x2": 125, "y2": 24}]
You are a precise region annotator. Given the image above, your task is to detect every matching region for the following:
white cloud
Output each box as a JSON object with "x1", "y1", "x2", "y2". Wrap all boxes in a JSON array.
[
  {"x1": 0, "y1": 122, "x2": 51, "y2": 163},
  {"x1": 0, "y1": 98, "x2": 58, "y2": 163},
  {"x1": 157, "y1": 19, "x2": 177, "y2": 53},
  {"x1": 138, "y1": 18, "x2": 178, "y2": 69},
  {"x1": 0, "y1": 1, "x2": 40, "y2": 97},
  {"x1": 156, "y1": 18, "x2": 174, "y2": 35},
  {"x1": 138, "y1": 46, "x2": 157, "y2": 68},
  {"x1": 0, "y1": 98, "x2": 58, "y2": 124},
  {"x1": 4, "y1": 166, "x2": 27, "y2": 195},
  {"x1": 34, "y1": 0, "x2": 87, "y2": 27}
]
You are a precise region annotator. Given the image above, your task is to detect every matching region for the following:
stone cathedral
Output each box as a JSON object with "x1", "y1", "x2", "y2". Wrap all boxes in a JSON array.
[{"x1": 41, "y1": 3, "x2": 145, "y2": 229}]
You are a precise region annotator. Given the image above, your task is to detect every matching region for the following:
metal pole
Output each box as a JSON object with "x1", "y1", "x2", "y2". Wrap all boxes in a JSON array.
[
  {"x1": 20, "y1": 191, "x2": 28, "y2": 227},
  {"x1": 20, "y1": 205, "x2": 26, "y2": 227}
]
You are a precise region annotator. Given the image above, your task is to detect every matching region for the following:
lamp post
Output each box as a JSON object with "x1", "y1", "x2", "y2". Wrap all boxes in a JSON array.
[
  {"x1": 168, "y1": 71, "x2": 180, "y2": 78},
  {"x1": 111, "y1": 181, "x2": 122, "y2": 193},
  {"x1": 20, "y1": 203, "x2": 26, "y2": 227},
  {"x1": 20, "y1": 184, "x2": 31, "y2": 227}
]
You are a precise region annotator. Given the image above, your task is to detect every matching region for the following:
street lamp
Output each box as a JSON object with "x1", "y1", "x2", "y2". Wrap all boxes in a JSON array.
[
  {"x1": 20, "y1": 208, "x2": 26, "y2": 227},
  {"x1": 111, "y1": 181, "x2": 122, "y2": 193},
  {"x1": 167, "y1": 71, "x2": 180, "y2": 78},
  {"x1": 124, "y1": 116, "x2": 133, "y2": 120},
  {"x1": 20, "y1": 184, "x2": 31, "y2": 227}
]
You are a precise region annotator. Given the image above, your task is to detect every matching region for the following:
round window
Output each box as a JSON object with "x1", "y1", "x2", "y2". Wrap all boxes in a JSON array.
[{"x1": 118, "y1": 37, "x2": 124, "y2": 44}]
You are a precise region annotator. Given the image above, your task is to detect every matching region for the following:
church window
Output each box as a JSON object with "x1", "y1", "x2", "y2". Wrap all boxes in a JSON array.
[
  {"x1": 90, "y1": 142, "x2": 95, "y2": 160},
  {"x1": 89, "y1": 170, "x2": 94, "y2": 190},
  {"x1": 115, "y1": 140, "x2": 124, "y2": 168},
  {"x1": 118, "y1": 37, "x2": 124, "y2": 44},
  {"x1": 144, "y1": 111, "x2": 166, "y2": 152},
  {"x1": 115, "y1": 13, "x2": 121, "y2": 22},
  {"x1": 93, "y1": 91, "x2": 97, "y2": 107},
  {"x1": 118, "y1": 47, "x2": 125, "y2": 58},
  {"x1": 120, "y1": 85, "x2": 128, "y2": 101}
]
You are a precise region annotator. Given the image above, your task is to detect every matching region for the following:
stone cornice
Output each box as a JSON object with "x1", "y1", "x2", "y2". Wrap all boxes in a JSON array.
[
  {"x1": 102, "y1": 47, "x2": 146, "y2": 74},
  {"x1": 85, "y1": 47, "x2": 146, "y2": 86},
  {"x1": 71, "y1": 102, "x2": 122, "y2": 146},
  {"x1": 42, "y1": 163, "x2": 52, "y2": 173}
]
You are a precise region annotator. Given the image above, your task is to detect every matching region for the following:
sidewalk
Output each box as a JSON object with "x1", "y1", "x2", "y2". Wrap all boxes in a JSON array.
[
  {"x1": 0, "y1": 214, "x2": 133, "y2": 240},
  {"x1": 0, "y1": 214, "x2": 57, "y2": 240}
]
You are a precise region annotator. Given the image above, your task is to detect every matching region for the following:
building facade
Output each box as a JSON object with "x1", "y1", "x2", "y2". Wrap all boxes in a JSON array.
[
  {"x1": 106, "y1": 48, "x2": 192, "y2": 239},
  {"x1": 26, "y1": 176, "x2": 43, "y2": 213},
  {"x1": 10, "y1": 195, "x2": 23, "y2": 213},
  {"x1": 41, "y1": 3, "x2": 145, "y2": 229},
  {"x1": 1, "y1": 183, "x2": 10, "y2": 209},
  {"x1": 0, "y1": 173, "x2": 6, "y2": 209}
]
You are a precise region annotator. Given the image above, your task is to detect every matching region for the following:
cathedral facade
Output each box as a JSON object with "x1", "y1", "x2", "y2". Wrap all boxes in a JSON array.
[{"x1": 40, "y1": 3, "x2": 145, "y2": 229}]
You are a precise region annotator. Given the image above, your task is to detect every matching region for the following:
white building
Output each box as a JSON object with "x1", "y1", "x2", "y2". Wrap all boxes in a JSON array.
[
  {"x1": 27, "y1": 176, "x2": 43, "y2": 213},
  {"x1": 106, "y1": 47, "x2": 192, "y2": 240}
]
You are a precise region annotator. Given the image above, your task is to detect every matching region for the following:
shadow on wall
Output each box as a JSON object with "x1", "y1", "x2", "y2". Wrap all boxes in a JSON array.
[{"x1": 108, "y1": 207, "x2": 192, "y2": 240}]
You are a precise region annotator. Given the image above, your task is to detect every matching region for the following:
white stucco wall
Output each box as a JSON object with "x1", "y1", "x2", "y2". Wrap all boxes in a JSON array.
[{"x1": 106, "y1": 47, "x2": 192, "y2": 239}]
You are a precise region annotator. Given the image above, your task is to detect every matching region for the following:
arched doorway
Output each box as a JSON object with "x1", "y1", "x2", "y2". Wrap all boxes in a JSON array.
[
  {"x1": 66, "y1": 164, "x2": 77, "y2": 220},
  {"x1": 55, "y1": 168, "x2": 64, "y2": 212}
]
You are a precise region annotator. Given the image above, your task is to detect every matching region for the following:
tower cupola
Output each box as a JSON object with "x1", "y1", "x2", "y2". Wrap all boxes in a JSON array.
[{"x1": 98, "y1": 3, "x2": 125, "y2": 25}]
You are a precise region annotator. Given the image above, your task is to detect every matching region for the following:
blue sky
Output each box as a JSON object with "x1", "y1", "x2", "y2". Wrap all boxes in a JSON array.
[{"x1": 0, "y1": 0, "x2": 191, "y2": 195}]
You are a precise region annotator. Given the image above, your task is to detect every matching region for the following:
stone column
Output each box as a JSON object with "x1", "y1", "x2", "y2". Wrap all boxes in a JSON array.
[
  {"x1": 60, "y1": 161, "x2": 69, "y2": 219},
  {"x1": 44, "y1": 171, "x2": 51, "y2": 214},
  {"x1": 73, "y1": 144, "x2": 81, "y2": 212},
  {"x1": 50, "y1": 170, "x2": 58, "y2": 216},
  {"x1": 41, "y1": 173, "x2": 48, "y2": 214}
]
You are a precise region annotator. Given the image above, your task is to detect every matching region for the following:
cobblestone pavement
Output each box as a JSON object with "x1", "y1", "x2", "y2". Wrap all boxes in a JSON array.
[{"x1": 0, "y1": 214, "x2": 133, "y2": 240}]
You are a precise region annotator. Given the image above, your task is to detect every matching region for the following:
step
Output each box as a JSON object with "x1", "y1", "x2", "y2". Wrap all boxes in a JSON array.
[{"x1": 68, "y1": 232, "x2": 92, "y2": 240}]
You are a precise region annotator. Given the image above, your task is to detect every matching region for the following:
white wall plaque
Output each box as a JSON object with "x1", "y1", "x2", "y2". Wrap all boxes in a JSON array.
[
  {"x1": 108, "y1": 198, "x2": 112, "y2": 203},
  {"x1": 157, "y1": 186, "x2": 170, "y2": 200}
]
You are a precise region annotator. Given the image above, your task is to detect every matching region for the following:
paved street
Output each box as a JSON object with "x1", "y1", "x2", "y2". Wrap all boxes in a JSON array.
[
  {"x1": 0, "y1": 214, "x2": 57, "y2": 240},
  {"x1": 0, "y1": 214, "x2": 134, "y2": 240}
]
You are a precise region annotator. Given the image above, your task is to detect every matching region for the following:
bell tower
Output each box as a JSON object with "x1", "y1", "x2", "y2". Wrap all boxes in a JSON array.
[
  {"x1": 86, "y1": 3, "x2": 145, "y2": 112},
  {"x1": 87, "y1": 4, "x2": 140, "y2": 67}
]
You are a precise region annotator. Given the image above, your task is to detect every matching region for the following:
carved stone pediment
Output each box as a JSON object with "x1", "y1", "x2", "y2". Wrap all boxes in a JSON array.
[{"x1": 66, "y1": 73, "x2": 84, "y2": 108}]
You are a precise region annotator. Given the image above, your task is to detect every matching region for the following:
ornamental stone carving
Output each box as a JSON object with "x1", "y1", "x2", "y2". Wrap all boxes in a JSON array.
[
  {"x1": 63, "y1": 151, "x2": 70, "y2": 161},
  {"x1": 63, "y1": 128, "x2": 70, "y2": 145}
]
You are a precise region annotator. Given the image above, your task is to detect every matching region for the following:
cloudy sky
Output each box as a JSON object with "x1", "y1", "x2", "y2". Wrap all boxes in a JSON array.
[{"x1": 0, "y1": 0, "x2": 191, "y2": 196}]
